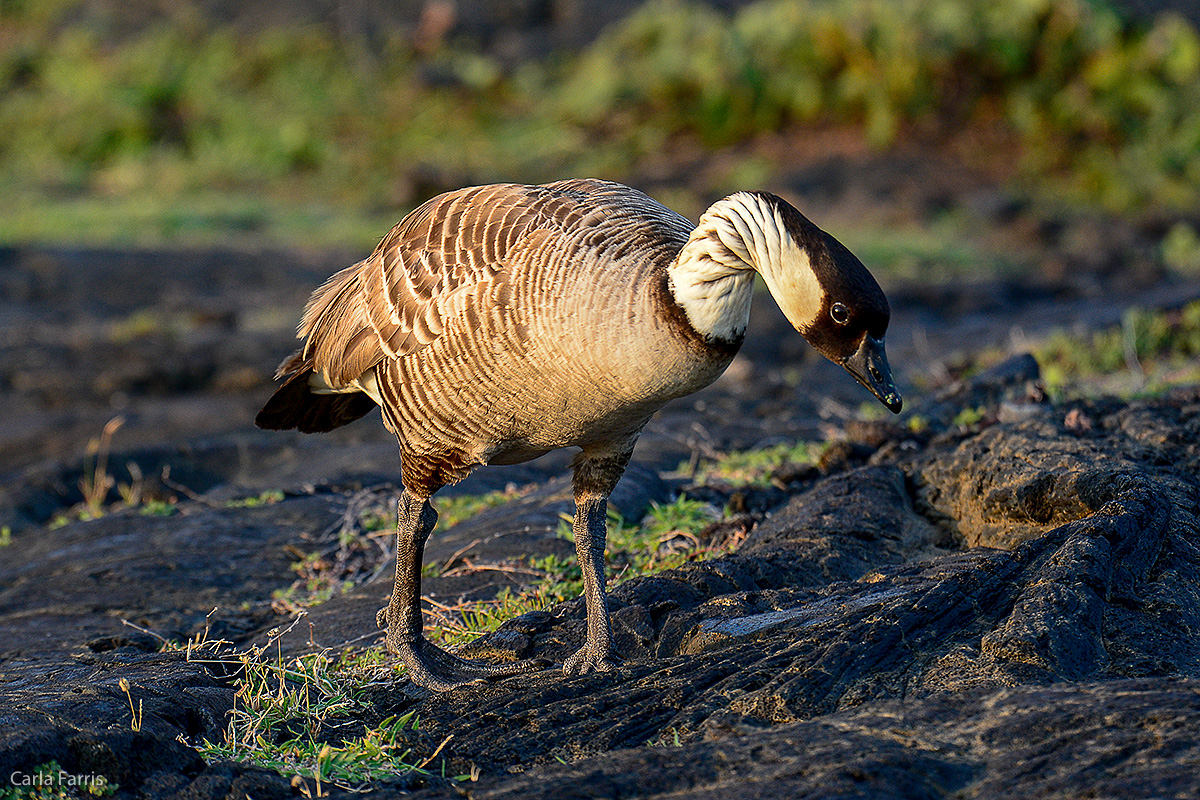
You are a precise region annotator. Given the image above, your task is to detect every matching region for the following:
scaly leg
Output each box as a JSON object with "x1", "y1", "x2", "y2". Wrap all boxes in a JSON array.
[
  {"x1": 377, "y1": 490, "x2": 546, "y2": 691},
  {"x1": 563, "y1": 448, "x2": 632, "y2": 675}
]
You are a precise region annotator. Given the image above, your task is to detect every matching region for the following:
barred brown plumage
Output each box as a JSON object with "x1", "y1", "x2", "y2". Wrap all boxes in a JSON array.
[{"x1": 256, "y1": 179, "x2": 901, "y2": 690}]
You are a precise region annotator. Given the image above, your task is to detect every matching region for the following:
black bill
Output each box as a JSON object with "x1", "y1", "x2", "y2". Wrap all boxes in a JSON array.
[{"x1": 842, "y1": 335, "x2": 902, "y2": 413}]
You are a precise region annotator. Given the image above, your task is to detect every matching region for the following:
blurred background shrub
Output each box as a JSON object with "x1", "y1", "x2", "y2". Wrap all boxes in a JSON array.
[
  {"x1": 0, "y1": 0, "x2": 1197, "y2": 245},
  {"x1": 561, "y1": 0, "x2": 1200, "y2": 208}
]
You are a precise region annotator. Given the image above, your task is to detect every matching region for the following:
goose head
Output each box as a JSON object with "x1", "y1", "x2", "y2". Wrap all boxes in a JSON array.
[{"x1": 673, "y1": 191, "x2": 902, "y2": 413}]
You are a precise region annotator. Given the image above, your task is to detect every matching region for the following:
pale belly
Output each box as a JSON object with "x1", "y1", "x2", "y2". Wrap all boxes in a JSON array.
[{"x1": 474, "y1": 348, "x2": 735, "y2": 464}]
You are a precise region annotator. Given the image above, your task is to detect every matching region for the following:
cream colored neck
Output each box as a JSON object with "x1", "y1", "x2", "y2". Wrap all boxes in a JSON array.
[{"x1": 667, "y1": 193, "x2": 823, "y2": 342}]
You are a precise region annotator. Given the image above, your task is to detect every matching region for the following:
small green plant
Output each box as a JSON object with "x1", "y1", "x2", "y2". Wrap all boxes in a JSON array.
[
  {"x1": 357, "y1": 506, "x2": 396, "y2": 534},
  {"x1": 107, "y1": 309, "x2": 175, "y2": 344},
  {"x1": 647, "y1": 727, "x2": 684, "y2": 747},
  {"x1": 557, "y1": 497, "x2": 725, "y2": 580},
  {"x1": 952, "y1": 406, "x2": 987, "y2": 428},
  {"x1": 601, "y1": 495, "x2": 723, "y2": 576},
  {"x1": 526, "y1": 553, "x2": 583, "y2": 586},
  {"x1": 49, "y1": 417, "x2": 173, "y2": 527},
  {"x1": 79, "y1": 416, "x2": 124, "y2": 518},
  {"x1": 272, "y1": 550, "x2": 356, "y2": 613},
  {"x1": 425, "y1": 494, "x2": 730, "y2": 648},
  {"x1": 44, "y1": 423, "x2": 183, "y2": 526},
  {"x1": 138, "y1": 499, "x2": 177, "y2": 517},
  {"x1": 432, "y1": 486, "x2": 530, "y2": 527},
  {"x1": 226, "y1": 489, "x2": 285, "y2": 508},
  {"x1": 269, "y1": 486, "x2": 415, "y2": 613},
  {"x1": 1033, "y1": 300, "x2": 1200, "y2": 397},
  {"x1": 198, "y1": 648, "x2": 434, "y2": 790},
  {"x1": 640, "y1": 494, "x2": 721, "y2": 537},
  {"x1": 1162, "y1": 222, "x2": 1200, "y2": 277},
  {"x1": 0, "y1": 526, "x2": 11, "y2": 546},
  {"x1": 685, "y1": 441, "x2": 823, "y2": 486},
  {"x1": 427, "y1": 582, "x2": 582, "y2": 649},
  {"x1": 855, "y1": 401, "x2": 890, "y2": 421}
]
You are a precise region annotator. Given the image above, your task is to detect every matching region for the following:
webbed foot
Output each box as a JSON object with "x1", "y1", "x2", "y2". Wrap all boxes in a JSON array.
[
  {"x1": 563, "y1": 642, "x2": 620, "y2": 676},
  {"x1": 382, "y1": 618, "x2": 548, "y2": 691}
]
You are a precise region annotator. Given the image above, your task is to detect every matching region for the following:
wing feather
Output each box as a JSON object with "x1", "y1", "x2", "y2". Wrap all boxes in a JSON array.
[
  {"x1": 287, "y1": 179, "x2": 691, "y2": 391},
  {"x1": 294, "y1": 185, "x2": 547, "y2": 387}
]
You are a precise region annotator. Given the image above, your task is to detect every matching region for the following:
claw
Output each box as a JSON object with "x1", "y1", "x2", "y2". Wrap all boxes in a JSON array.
[
  {"x1": 563, "y1": 642, "x2": 621, "y2": 676},
  {"x1": 387, "y1": 629, "x2": 548, "y2": 691}
]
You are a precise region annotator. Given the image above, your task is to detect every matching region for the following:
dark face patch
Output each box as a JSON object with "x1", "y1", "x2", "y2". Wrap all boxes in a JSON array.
[{"x1": 751, "y1": 192, "x2": 891, "y2": 363}]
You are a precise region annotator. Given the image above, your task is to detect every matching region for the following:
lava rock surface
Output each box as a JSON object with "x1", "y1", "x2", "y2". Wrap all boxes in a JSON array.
[{"x1": 4, "y1": 355, "x2": 1200, "y2": 798}]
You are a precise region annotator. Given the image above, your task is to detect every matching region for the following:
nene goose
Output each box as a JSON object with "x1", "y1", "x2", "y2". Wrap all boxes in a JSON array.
[{"x1": 257, "y1": 179, "x2": 902, "y2": 690}]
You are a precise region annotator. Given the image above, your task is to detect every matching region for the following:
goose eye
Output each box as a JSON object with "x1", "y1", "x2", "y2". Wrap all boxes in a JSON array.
[{"x1": 830, "y1": 303, "x2": 849, "y2": 325}]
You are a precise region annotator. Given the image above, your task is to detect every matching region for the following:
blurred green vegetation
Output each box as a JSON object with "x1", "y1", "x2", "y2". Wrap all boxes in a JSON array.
[
  {"x1": 683, "y1": 440, "x2": 823, "y2": 487},
  {"x1": 1035, "y1": 299, "x2": 1200, "y2": 395},
  {"x1": 570, "y1": 0, "x2": 1200, "y2": 208},
  {"x1": 1, "y1": 0, "x2": 1198, "y2": 247}
]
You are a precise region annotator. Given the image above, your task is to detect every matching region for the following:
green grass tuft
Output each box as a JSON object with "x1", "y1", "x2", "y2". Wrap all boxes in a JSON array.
[
  {"x1": 225, "y1": 489, "x2": 285, "y2": 508},
  {"x1": 425, "y1": 494, "x2": 729, "y2": 648},
  {"x1": 432, "y1": 486, "x2": 531, "y2": 527},
  {"x1": 197, "y1": 648, "x2": 437, "y2": 791}
]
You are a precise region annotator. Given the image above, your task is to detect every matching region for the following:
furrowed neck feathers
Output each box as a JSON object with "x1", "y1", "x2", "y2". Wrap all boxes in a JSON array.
[{"x1": 667, "y1": 192, "x2": 824, "y2": 343}]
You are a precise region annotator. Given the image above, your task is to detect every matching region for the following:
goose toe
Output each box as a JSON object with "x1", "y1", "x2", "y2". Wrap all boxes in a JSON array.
[{"x1": 563, "y1": 643, "x2": 621, "y2": 676}]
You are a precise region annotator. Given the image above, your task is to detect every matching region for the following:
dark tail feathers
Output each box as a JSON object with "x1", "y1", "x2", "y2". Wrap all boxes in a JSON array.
[{"x1": 255, "y1": 352, "x2": 377, "y2": 433}]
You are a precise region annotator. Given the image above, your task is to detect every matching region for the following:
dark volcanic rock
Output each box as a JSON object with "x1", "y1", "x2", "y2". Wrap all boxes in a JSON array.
[
  {"x1": 463, "y1": 679, "x2": 1200, "y2": 800},
  {"x1": 0, "y1": 650, "x2": 249, "y2": 794},
  {"x1": 3, "y1": 347, "x2": 1200, "y2": 797},
  {"x1": 0, "y1": 493, "x2": 347, "y2": 653},
  {"x1": 363, "y1": 381, "x2": 1200, "y2": 797},
  {"x1": 374, "y1": 468, "x2": 1179, "y2": 767}
]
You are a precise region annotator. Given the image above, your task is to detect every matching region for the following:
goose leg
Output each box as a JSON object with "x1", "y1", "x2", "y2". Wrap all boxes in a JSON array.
[
  {"x1": 377, "y1": 490, "x2": 546, "y2": 691},
  {"x1": 563, "y1": 450, "x2": 631, "y2": 676}
]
